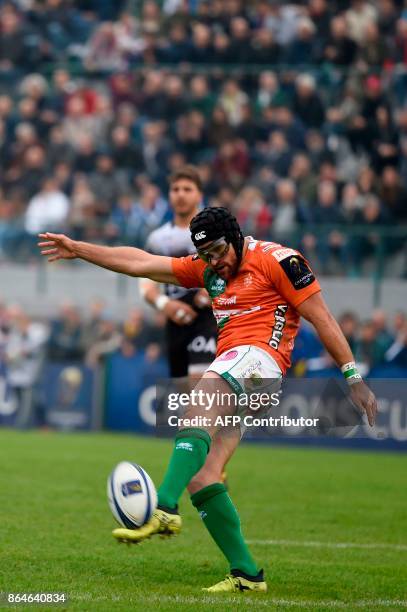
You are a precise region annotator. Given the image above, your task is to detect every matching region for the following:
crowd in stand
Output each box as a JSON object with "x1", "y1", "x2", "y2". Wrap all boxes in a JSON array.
[
  {"x1": 0, "y1": 299, "x2": 406, "y2": 399},
  {"x1": 0, "y1": 299, "x2": 166, "y2": 399},
  {"x1": 0, "y1": 1, "x2": 406, "y2": 274}
]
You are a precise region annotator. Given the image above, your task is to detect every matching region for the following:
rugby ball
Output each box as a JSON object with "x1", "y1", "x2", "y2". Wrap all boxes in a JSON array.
[{"x1": 107, "y1": 461, "x2": 157, "y2": 528}]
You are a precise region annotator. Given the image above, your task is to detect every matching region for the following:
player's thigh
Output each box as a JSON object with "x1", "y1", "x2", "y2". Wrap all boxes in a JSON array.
[
  {"x1": 181, "y1": 370, "x2": 238, "y2": 438},
  {"x1": 187, "y1": 427, "x2": 240, "y2": 494}
]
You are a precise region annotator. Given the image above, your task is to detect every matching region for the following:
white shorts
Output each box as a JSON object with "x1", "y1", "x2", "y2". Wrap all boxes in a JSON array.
[
  {"x1": 206, "y1": 345, "x2": 283, "y2": 436},
  {"x1": 206, "y1": 345, "x2": 282, "y2": 397}
]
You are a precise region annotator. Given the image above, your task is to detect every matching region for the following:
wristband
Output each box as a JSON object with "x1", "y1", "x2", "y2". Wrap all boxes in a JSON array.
[
  {"x1": 155, "y1": 295, "x2": 169, "y2": 311},
  {"x1": 341, "y1": 361, "x2": 362, "y2": 385}
]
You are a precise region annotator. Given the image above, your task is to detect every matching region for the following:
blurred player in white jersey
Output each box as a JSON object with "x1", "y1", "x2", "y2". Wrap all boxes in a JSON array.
[{"x1": 142, "y1": 166, "x2": 217, "y2": 378}]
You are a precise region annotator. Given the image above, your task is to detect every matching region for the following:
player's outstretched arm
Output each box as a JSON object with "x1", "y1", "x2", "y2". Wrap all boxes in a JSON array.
[
  {"x1": 37, "y1": 232, "x2": 179, "y2": 284},
  {"x1": 297, "y1": 291, "x2": 378, "y2": 426}
]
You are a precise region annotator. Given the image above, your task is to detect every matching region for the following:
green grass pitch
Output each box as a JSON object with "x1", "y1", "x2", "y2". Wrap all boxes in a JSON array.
[{"x1": 0, "y1": 429, "x2": 406, "y2": 611}]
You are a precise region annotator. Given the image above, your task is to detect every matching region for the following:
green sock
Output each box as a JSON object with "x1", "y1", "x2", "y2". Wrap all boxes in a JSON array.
[
  {"x1": 157, "y1": 428, "x2": 211, "y2": 510},
  {"x1": 191, "y1": 483, "x2": 258, "y2": 576}
]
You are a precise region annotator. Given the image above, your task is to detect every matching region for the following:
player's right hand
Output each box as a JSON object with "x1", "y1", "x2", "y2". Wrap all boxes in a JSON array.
[
  {"x1": 349, "y1": 380, "x2": 378, "y2": 427},
  {"x1": 163, "y1": 299, "x2": 197, "y2": 326},
  {"x1": 38, "y1": 232, "x2": 77, "y2": 262}
]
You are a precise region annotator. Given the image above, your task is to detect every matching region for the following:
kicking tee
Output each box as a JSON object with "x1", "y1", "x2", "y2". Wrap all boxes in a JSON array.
[{"x1": 172, "y1": 237, "x2": 321, "y2": 374}]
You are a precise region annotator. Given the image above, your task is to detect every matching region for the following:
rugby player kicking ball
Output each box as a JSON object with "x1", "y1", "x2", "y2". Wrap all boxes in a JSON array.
[{"x1": 38, "y1": 207, "x2": 377, "y2": 594}]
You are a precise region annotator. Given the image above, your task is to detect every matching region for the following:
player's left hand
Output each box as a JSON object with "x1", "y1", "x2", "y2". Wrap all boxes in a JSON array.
[
  {"x1": 193, "y1": 289, "x2": 211, "y2": 309},
  {"x1": 349, "y1": 380, "x2": 377, "y2": 426}
]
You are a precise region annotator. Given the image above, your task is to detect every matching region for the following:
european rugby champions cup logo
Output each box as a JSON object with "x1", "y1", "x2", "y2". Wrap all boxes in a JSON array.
[
  {"x1": 289, "y1": 256, "x2": 302, "y2": 276},
  {"x1": 121, "y1": 480, "x2": 143, "y2": 497}
]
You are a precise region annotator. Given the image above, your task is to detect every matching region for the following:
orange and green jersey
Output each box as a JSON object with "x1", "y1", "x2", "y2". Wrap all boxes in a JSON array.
[{"x1": 172, "y1": 237, "x2": 321, "y2": 374}]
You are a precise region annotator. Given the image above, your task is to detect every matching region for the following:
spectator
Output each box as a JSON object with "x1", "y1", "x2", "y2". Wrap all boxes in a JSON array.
[
  {"x1": 213, "y1": 139, "x2": 250, "y2": 188},
  {"x1": 207, "y1": 106, "x2": 235, "y2": 148},
  {"x1": 138, "y1": 70, "x2": 165, "y2": 119},
  {"x1": 110, "y1": 125, "x2": 144, "y2": 174},
  {"x1": 63, "y1": 95, "x2": 100, "y2": 149},
  {"x1": 285, "y1": 17, "x2": 318, "y2": 65},
  {"x1": 85, "y1": 15, "x2": 143, "y2": 71},
  {"x1": 250, "y1": 28, "x2": 280, "y2": 64},
  {"x1": 48, "y1": 303, "x2": 85, "y2": 362},
  {"x1": 309, "y1": 0, "x2": 332, "y2": 44},
  {"x1": 293, "y1": 74, "x2": 325, "y2": 129},
  {"x1": 24, "y1": 177, "x2": 70, "y2": 236},
  {"x1": 355, "y1": 320, "x2": 386, "y2": 371},
  {"x1": 47, "y1": 125, "x2": 75, "y2": 168},
  {"x1": 379, "y1": 166, "x2": 407, "y2": 222},
  {"x1": 262, "y1": 130, "x2": 292, "y2": 177},
  {"x1": 256, "y1": 71, "x2": 286, "y2": 112},
  {"x1": 324, "y1": 15, "x2": 358, "y2": 65},
  {"x1": 341, "y1": 182, "x2": 364, "y2": 222},
  {"x1": 5, "y1": 304, "x2": 48, "y2": 421},
  {"x1": 263, "y1": 2, "x2": 303, "y2": 47},
  {"x1": 289, "y1": 153, "x2": 317, "y2": 207},
  {"x1": 371, "y1": 106, "x2": 399, "y2": 173},
  {"x1": 88, "y1": 153, "x2": 129, "y2": 211},
  {"x1": 338, "y1": 311, "x2": 359, "y2": 353},
  {"x1": 129, "y1": 182, "x2": 168, "y2": 244},
  {"x1": 271, "y1": 179, "x2": 299, "y2": 242},
  {"x1": 189, "y1": 23, "x2": 213, "y2": 63},
  {"x1": 218, "y1": 79, "x2": 249, "y2": 127},
  {"x1": 163, "y1": 23, "x2": 190, "y2": 63},
  {"x1": 0, "y1": 7, "x2": 27, "y2": 70},
  {"x1": 312, "y1": 180, "x2": 346, "y2": 272},
  {"x1": 85, "y1": 314, "x2": 122, "y2": 367},
  {"x1": 346, "y1": 0, "x2": 378, "y2": 46},
  {"x1": 234, "y1": 186, "x2": 272, "y2": 240},
  {"x1": 162, "y1": 75, "x2": 188, "y2": 121},
  {"x1": 73, "y1": 134, "x2": 98, "y2": 174},
  {"x1": 212, "y1": 30, "x2": 233, "y2": 64},
  {"x1": 141, "y1": 121, "x2": 172, "y2": 182},
  {"x1": 371, "y1": 309, "x2": 394, "y2": 352},
  {"x1": 9, "y1": 145, "x2": 47, "y2": 199},
  {"x1": 188, "y1": 75, "x2": 215, "y2": 119},
  {"x1": 69, "y1": 174, "x2": 97, "y2": 240},
  {"x1": 358, "y1": 21, "x2": 389, "y2": 67},
  {"x1": 228, "y1": 17, "x2": 253, "y2": 64},
  {"x1": 349, "y1": 194, "x2": 389, "y2": 273}
]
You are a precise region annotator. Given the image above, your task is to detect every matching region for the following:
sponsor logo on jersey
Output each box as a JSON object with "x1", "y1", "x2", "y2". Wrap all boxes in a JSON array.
[
  {"x1": 217, "y1": 295, "x2": 237, "y2": 306},
  {"x1": 213, "y1": 305, "x2": 261, "y2": 323},
  {"x1": 261, "y1": 241, "x2": 281, "y2": 253},
  {"x1": 121, "y1": 480, "x2": 142, "y2": 496},
  {"x1": 279, "y1": 255, "x2": 315, "y2": 290},
  {"x1": 271, "y1": 247, "x2": 298, "y2": 262},
  {"x1": 269, "y1": 304, "x2": 288, "y2": 350},
  {"x1": 195, "y1": 231, "x2": 206, "y2": 240}
]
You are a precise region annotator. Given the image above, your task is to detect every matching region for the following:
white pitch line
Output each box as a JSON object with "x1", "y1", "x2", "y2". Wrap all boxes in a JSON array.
[
  {"x1": 247, "y1": 539, "x2": 407, "y2": 551},
  {"x1": 69, "y1": 593, "x2": 407, "y2": 608}
]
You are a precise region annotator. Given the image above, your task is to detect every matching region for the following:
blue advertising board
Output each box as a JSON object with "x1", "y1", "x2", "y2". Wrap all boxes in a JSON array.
[
  {"x1": 104, "y1": 365, "x2": 407, "y2": 450},
  {"x1": 104, "y1": 351, "x2": 168, "y2": 433}
]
